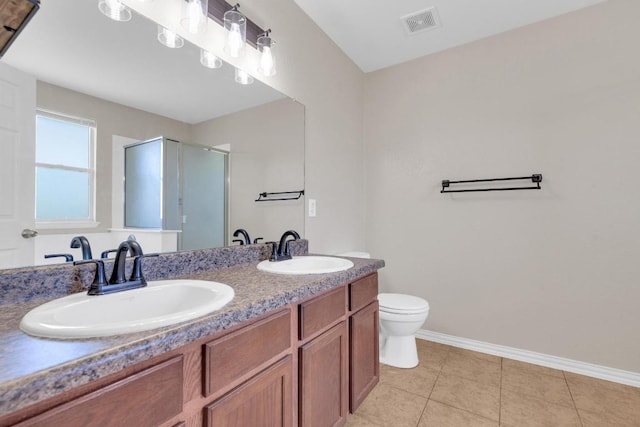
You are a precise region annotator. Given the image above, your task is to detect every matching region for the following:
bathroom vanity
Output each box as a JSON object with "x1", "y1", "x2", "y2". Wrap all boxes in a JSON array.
[{"x1": 0, "y1": 245, "x2": 383, "y2": 427}]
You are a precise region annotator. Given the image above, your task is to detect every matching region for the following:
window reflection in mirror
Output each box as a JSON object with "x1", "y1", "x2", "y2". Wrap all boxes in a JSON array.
[{"x1": 35, "y1": 110, "x2": 96, "y2": 225}]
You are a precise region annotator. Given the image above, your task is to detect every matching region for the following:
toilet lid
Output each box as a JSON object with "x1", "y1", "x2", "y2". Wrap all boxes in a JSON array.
[{"x1": 378, "y1": 293, "x2": 429, "y2": 314}]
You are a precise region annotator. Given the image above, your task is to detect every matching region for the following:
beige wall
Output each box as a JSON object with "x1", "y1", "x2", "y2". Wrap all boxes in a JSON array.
[
  {"x1": 193, "y1": 98, "x2": 305, "y2": 243},
  {"x1": 364, "y1": 0, "x2": 640, "y2": 372},
  {"x1": 37, "y1": 82, "x2": 192, "y2": 233}
]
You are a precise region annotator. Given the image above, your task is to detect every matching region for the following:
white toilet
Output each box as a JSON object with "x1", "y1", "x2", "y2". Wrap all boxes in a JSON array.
[
  {"x1": 338, "y1": 251, "x2": 430, "y2": 369},
  {"x1": 378, "y1": 293, "x2": 429, "y2": 368}
]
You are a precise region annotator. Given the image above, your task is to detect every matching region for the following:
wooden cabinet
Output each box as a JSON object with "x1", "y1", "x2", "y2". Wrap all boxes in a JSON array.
[
  {"x1": 205, "y1": 356, "x2": 293, "y2": 427},
  {"x1": 299, "y1": 286, "x2": 346, "y2": 340},
  {"x1": 348, "y1": 273, "x2": 379, "y2": 413},
  {"x1": 5, "y1": 272, "x2": 380, "y2": 427},
  {"x1": 299, "y1": 322, "x2": 348, "y2": 427},
  {"x1": 204, "y1": 309, "x2": 291, "y2": 397},
  {"x1": 349, "y1": 301, "x2": 379, "y2": 412},
  {"x1": 349, "y1": 273, "x2": 378, "y2": 313},
  {"x1": 16, "y1": 356, "x2": 183, "y2": 427}
]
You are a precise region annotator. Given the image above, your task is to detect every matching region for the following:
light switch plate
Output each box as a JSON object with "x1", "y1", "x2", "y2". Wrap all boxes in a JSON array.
[{"x1": 308, "y1": 199, "x2": 316, "y2": 217}]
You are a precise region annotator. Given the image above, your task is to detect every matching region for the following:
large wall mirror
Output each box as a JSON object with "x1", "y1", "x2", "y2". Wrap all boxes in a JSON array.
[{"x1": 0, "y1": 0, "x2": 305, "y2": 269}]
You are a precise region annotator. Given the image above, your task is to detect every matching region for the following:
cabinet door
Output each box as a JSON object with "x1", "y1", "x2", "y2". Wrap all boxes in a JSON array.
[
  {"x1": 205, "y1": 356, "x2": 293, "y2": 427},
  {"x1": 350, "y1": 301, "x2": 379, "y2": 412},
  {"x1": 299, "y1": 321, "x2": 348, "y2": 427}
]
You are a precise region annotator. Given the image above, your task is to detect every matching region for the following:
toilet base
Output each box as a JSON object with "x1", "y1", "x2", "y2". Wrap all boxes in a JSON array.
[{"x1": 379, "y1": 335, "x2": 419, "y2": 368}]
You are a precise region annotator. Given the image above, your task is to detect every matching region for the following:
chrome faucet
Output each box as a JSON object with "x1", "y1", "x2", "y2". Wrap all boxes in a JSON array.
[
  {"x1": 269, "y1": 230, "x2": 301, "y2": 261},
  {"x1": 70, "y1": 236, "x2": 93, "y2": 260}
]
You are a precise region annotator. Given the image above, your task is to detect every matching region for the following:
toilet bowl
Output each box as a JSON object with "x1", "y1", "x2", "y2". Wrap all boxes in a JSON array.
[
  {"x1": 337, "y1": 252, "x2": 430, "y2": 368},
  {"x1": 378, "y1": 293, "x2": 429, "y2": 369}
]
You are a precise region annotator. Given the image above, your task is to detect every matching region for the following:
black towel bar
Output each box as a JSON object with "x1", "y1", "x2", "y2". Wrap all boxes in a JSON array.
[
  {"x1": 441, "y1": 174, "x2": 542, "y2": 193},
  {"x1": 255, "y1": 190, "x2": 305, "y2": 202}
]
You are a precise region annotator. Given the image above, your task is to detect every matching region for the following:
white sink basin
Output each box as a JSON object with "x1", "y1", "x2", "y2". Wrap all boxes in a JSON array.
[
  {"x1": 257, "y1": 256, "x2": 354, "y2": 275},
  {"x1": 20, "y1": 280, "x2": 234, "y2": 339}
]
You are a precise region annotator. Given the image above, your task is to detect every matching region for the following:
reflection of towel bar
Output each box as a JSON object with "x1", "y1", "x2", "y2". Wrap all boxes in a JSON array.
[
  {"x1": 255, "y1": 190, "x2": 305, "y2": 202},
  {"x1": 441, "y1": 174, "x2": 542, "y2": 193}
]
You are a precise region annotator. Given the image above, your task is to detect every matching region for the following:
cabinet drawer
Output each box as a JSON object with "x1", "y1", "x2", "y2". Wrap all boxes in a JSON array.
[
  {"x1": 205, "y1": 356, "x2": 293, "y2": 427},
  {"x1": 17, "y1": 356, "x2": 183, "y2": 427},
  {"x1": 299, "y1": 286, "x2": 346, "y2": 340},
  {"x1": 349, "y1": 273, "x2": 378, "y2": 312},
  {"x1": 204, "y1": 309, "x2": 291, "y2": 396}
]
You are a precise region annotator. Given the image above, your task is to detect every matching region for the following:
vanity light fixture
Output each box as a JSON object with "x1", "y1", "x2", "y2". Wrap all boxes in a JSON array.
[
  {"x1": 256, "y1": 29, "x2": 276, "y2": 77},
  {"x1": 234, "y1": 68, "x2": 254, "y2": 85},
  {"x1": 157, "y1": 25, "x2": 184, "y2": 48},
  {"x1": 98, "y1": 0, "x2": 132, "y2": 22},
  {"x1": 200, "y1": 49, "x2": 223, "y2": 68},
  {"x1": 223, "y1": 4, "x2": 246, "y2": 58},
  {"x1": 181, "y1": 0, "x2": 208, "y2": 34}
]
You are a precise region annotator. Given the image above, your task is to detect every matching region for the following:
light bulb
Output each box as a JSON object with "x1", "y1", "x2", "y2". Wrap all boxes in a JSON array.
[
  {"x1": 260, "y1": 47, "x2": 274, "y2": 74},
  {"x1": 98, "y1": 0, "x2": 131, "y2": 22},
  {"x1": 234, "y1": 68, "x2": 254, "y2": 85},
  {"x1": 223, "y1": 8, "x2": 246, "y2": 57},
  {"x1": 227, "y1": 23, "x2": 243, "y2": 57},
  {"x1": 157, "y1": 25, "x2": 184, "y2": 49},
  {"x1": 259, "y1": 46, "x2": 276, "y2": 76},
  {"x1": 181, "y1": 0, "x2": 207, "y2": 34},
  {"x1": 200, "y1": 49, "x2": 222, "y2": 69}
]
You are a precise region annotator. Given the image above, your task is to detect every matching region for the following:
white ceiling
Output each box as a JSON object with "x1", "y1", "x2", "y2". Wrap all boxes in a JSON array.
[
  {"x1": 2, "y1": 0, "x2": 285, "y2": 124},
  {"x1": 294, "y1": 0, "x2": 607, "y2": 72},
  {"x1": 2, "y1": 0, "x2": 607, "y2": 120}
]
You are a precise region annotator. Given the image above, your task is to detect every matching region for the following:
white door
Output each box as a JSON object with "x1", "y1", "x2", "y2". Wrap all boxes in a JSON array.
[{"x1": 0, "y1": 63, "x2": 36, "y2": 268}]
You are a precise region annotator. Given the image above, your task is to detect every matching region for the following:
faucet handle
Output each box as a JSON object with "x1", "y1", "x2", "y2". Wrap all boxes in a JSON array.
[
  {"x1": 45, "y1": 253, "x2": 74, "y2": 262},
  {"x1": 100, "y1": 249, "x2": 118, "y2": 259},
  {"x1": 253, "y1": 237, "x2": 264, "y2": 244},
  {"x1": 74, "y1": 259, "x2": 107, "y2": 295},
  {"x1": 265, "y1": 241, "x2": 278, "y2": 262},
  {"x1": 130, "y1": 253, "x2": 159, "y2": 283},
  {"x1": 232, "y1": 239, "x2": 244, "y2": 245}
]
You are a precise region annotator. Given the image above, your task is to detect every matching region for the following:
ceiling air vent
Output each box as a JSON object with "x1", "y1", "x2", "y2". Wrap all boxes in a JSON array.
[{"x1": 401, "y1": 7, "x2": 441, "y2": 36}]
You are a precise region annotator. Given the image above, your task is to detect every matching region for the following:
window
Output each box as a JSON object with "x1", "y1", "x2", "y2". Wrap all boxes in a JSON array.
[{"x1": 35, "y1": 110, "x2": 97, "y2": 227}]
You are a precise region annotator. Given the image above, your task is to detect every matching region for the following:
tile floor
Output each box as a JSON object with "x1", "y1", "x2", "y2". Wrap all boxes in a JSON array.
[{"x1": 347, "y1": 339, "x2": 640, "y2": 427}]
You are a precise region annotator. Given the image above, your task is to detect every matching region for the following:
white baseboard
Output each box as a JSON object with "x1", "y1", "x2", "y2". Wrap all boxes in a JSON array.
[{"x1": 416, "y1": 329, "x2": 640, "y2": 388}]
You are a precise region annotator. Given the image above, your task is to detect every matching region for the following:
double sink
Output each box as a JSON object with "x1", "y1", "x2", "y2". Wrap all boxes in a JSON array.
[{"x1": 20, "y1": 256, "x2": 354, "y2": 340}]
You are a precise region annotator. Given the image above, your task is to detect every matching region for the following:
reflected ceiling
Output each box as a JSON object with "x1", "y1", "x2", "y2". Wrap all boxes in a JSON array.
[{"x1": 3, "y1": 0, "x2": 284, "y2": 123}]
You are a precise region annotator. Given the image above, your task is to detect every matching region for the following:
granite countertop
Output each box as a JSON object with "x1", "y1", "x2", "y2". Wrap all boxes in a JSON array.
[{"x1": 0, "y1": 256, "x2": 384, "y2": 416}]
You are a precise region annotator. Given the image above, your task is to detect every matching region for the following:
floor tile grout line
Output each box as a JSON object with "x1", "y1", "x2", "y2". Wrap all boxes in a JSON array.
[
  {"x1": 499, "y1": 357, "x2": 503, "y2": 426},
  {"x1": 414, "y1": 345, "x2": 450, "y2": 426},
  {"x1": 377, "y1": 381, "x2": 432, "y2": 401},
  {"x1": 500, "y1": 364, "x2": 579, "y2": 410},
  {"x1": 563, "y1": 370, "x2": 585, "y2": 427},
  {"x1": 426, "y1": 399, "x2": 500, "y2": 425},
  {"x1": 428, "y1": 347, "x2": 502, "y2": 424}
]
